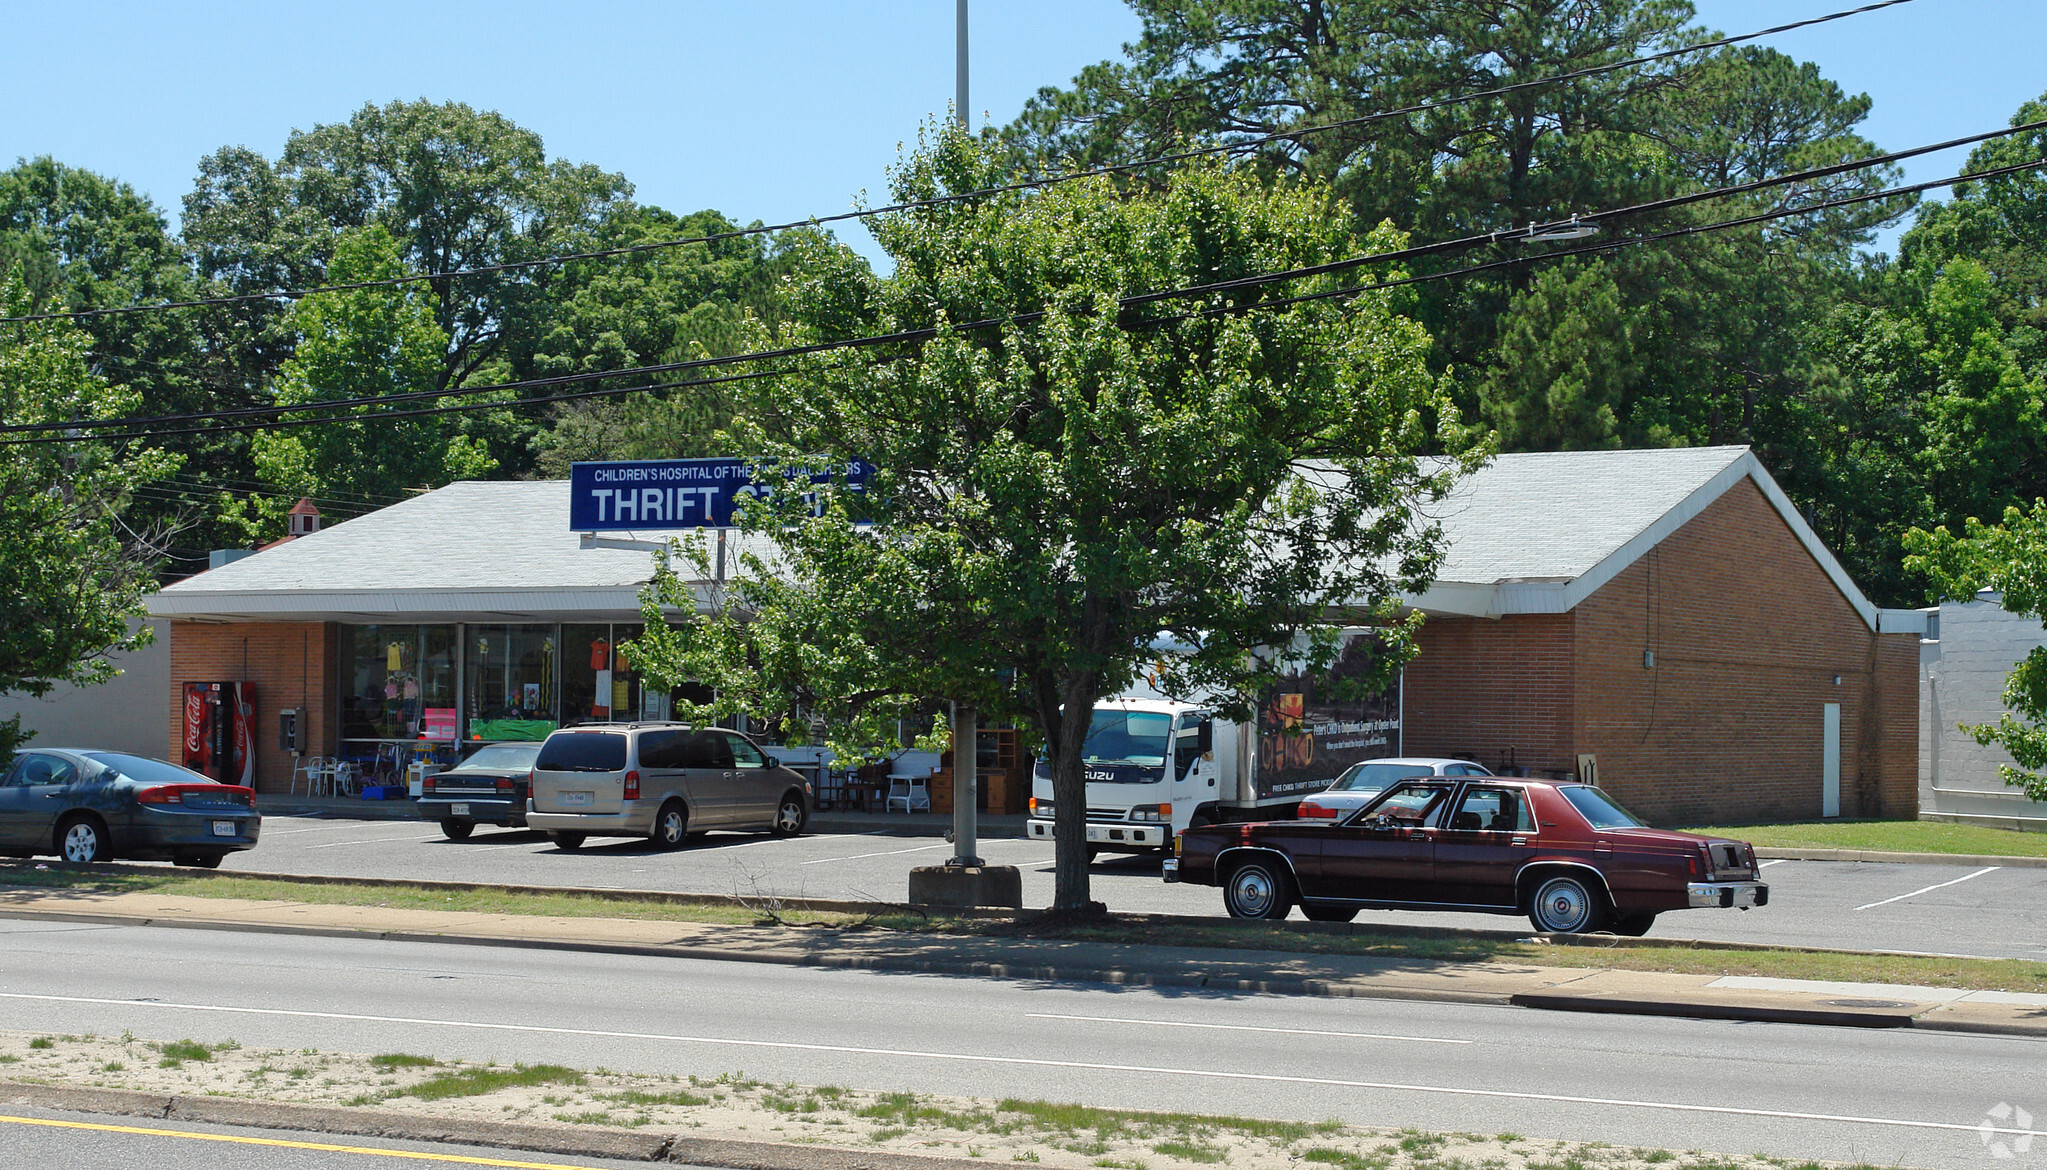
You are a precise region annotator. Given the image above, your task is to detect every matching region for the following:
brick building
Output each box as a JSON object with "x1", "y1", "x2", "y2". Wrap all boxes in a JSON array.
[
  {"x1": 146, "y1": 448, "x2": 1924, "y2": 822},
  {"x1": 1396, "y1": 447, "x2": 1924, "y2": 824}
]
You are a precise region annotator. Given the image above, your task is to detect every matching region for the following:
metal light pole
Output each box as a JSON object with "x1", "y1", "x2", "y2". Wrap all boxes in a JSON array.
[
  {"x1": 956, "y1": 0, "x2": 969, "y2": 130},
  {"x1": 948, "y1": 0, "x2": 981, "y2": 869}
]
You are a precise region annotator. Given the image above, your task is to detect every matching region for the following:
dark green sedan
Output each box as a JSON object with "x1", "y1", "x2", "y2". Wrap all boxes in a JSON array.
[{"x1": 0, "y1": 749, "x2": 261, "y2": 868}]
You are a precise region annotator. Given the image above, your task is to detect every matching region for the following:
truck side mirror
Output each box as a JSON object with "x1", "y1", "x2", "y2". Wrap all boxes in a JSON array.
[{"x1": 1196, "y1": 719, "x2": 1213, "y2": 756}]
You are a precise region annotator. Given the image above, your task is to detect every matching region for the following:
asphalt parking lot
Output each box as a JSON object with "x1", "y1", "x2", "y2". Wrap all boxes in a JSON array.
[{"x1": 208, "y1": 815, "x2": 2047, "y2": 960}]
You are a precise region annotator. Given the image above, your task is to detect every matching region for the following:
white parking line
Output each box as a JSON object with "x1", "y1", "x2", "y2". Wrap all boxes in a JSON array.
[
  {"x1": 802, "y1": 843, "x2": 951, "y2": 865},
  {"x1": 1757, "y1": 859, "x2": 1787, "y2": 868},
  {"x1": 1853, "y1": 866, "x2": 1998, "y2": 911},
  {"x1": 0, "y1": 992, "x2": 2038, "y2": 1143},
  {"x1": 1026, "y1": 1013, "x2": 1471, "y2": 1044},
  {"x1": 306, "y1": 833, "x2": 443, "y2": 849}
]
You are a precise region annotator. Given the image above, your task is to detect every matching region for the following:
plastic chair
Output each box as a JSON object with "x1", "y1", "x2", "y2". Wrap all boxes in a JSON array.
[
  {"x1": 289, "y1": 756, "x2": 327, "y2": 796},
  {"x1": 325, "y1": 760, "x2": 360, "y2": 797}
]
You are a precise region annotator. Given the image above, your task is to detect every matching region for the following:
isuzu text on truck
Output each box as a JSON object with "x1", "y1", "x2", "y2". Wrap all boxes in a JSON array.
[{"x1": 1026, "y1": 633, "x2": 1403, "y2": 857}]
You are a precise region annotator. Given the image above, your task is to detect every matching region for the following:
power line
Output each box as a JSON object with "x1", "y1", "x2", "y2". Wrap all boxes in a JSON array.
[
  {"x1": 3, "y1": 116, "x2": 2029, "y2": 442},
  {"x1": 0, "y1": 0, "x2": 1919, "y2": 328},
  {"x1": 13, "y1": 154, "x2": 2034, "y2": 451},
  {"x1": 1146, "y1": 156, "x2": 2047, "y2": 327}
]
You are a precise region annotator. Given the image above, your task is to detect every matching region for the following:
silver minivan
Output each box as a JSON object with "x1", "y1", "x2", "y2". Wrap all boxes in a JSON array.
[{"x1": 525, "y1": 722, "x2": 810, "y2": 850}]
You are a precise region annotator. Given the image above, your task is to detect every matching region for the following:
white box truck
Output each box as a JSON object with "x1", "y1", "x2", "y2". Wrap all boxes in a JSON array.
[{"x1": 1025, "y1": 632, "x2": 1401, "y2": 856}]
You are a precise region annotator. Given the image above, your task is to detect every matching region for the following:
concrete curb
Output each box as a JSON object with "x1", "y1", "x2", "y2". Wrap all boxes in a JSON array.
[
  {"x1": 1506, "y1": 992, "x2": 1918, "y2": 1029},
  {"x1": 1754, "y1": 846, "x2": 2047, "y2": 868},
  {"x1": 0, "y1": 1080, "x2": 988, "y2": 1169}
]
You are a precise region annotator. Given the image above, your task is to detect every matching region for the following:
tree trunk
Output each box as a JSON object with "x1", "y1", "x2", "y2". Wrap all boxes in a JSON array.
[{"x1": 1048, "y1": 669, "x2": 1105, "y2": 913}]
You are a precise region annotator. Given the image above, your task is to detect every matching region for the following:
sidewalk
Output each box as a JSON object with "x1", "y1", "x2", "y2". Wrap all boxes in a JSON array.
[{"x1": 2, "y1": 885, "x2": 2040, "y2": 1038}]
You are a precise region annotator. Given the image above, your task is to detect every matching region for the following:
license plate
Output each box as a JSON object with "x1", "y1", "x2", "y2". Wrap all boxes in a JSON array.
[
  {"x1": 211, "y1": 820, "x2": 236, "y2": 837},
  {"x1": 560, "y1": 791, "x2": 593, "y2": 807},
  {"x1": 451, "y1": 803, "x2": 470, "y2": 817}
]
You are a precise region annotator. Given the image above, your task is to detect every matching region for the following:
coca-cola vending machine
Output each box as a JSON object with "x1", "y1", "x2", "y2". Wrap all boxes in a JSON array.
[{"x1": 182, "y1": 682, "x2": 256, "y2": 787}]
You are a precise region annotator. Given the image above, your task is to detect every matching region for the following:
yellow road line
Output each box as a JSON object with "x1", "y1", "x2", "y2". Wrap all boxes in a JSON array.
[{"x1": 0, "y1": 1114, "x2": 606, "y2": 1168}]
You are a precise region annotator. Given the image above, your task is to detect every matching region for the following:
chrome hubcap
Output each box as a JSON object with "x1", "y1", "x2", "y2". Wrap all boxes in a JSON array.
[
  {"x1": 1540, "y1": 881, "x2": 1589, "y2": 931},
  {"x1": 1232, "y1": 869, "x2": 1274, "y2": 916},
  {"x1": 778, "y1": 802, "x2": 802, "y2": 831}
]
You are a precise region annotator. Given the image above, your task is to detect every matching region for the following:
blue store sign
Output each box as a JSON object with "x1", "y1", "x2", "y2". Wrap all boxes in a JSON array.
[{"x1": 568, "y1": 458, "x2": 871, "y2": 531}]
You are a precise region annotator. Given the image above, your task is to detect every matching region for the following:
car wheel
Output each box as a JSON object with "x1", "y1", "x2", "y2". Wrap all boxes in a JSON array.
[
  {"x1": 58, "y1": 816, "x2": 107, "y2": 863},
  {"x1": 1222, "y1": 858, "x2": 1293, "y2": 920},
  {"x1": 1302, "y1": 904, "x2": 1358, "y2": 923},
  {"x1": 173, "y1": 851, "x2": 223, "y2": 869},
  {"x1": 771, "y1": 791, "x2": 808, "y2": 837},
  {"x1": 551, "y1": 831, "x2": 586, "y2": 851},
  {"x1": 1529, "y1": 874, "x2": 1608, "y2": 934},
  {"x1": 650, "y1": 801, "x2": 688, "y2": 850},
  {"x1": 1612, "y1": 911, "x2": 1657, "y2": 937},
  {"x1": 441, "y1": 819, "x2": 475, "y2": 841}
]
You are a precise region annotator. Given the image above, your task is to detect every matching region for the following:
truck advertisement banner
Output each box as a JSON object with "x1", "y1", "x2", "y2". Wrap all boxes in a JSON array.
[{"x1": 1254, "y1": 635, "x2": 1400, "y2": 801}]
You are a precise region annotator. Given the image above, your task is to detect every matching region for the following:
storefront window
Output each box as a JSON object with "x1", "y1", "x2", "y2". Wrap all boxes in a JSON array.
[
  {"x1": 465, "y1": 625, "x2": 559, "y2": 742},
  {"x1": 339, "y1": 625, "x2": 456, "y2": 739}
]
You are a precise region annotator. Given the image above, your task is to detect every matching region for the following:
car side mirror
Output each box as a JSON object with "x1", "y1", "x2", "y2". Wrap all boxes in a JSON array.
[{"x1": 766, "y1": 755, "x2": 781, "y2": 768}]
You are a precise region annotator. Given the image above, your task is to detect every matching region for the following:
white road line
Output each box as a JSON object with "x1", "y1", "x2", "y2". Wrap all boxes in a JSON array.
[
  {"x1": 802, "y1": 843, "x2": 950, "y2": 865},
  {"x1": 1757, "y1": 859, "x2": 1787, "y2": 868},
  {"x1": 1026, "y1": 1013, "x2": 1470, "y2": 1045},
  {"x1": 1854, "y1": 866, "x2": 1998, "y2": 911},
  {"x1": 0, "y1": 991, "x2": 2037, "y2": 1142},
  {"x1": 305, "y1": 833, "x2": 444, "y2": 849}
]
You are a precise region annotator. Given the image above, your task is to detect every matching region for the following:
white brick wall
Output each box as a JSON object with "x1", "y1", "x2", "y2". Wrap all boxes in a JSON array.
[{"x1": 1920, "y1": 593, "x2": 2047, "y2": 822}]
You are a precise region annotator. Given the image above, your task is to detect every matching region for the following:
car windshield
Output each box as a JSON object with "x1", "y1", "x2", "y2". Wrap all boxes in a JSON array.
[
  {"x1": 1560, "y1": 785, "x2": 1647, "y2": 829},
  {"x1": 80, "y1": 753, "x2": 213, "y2": 785},
  {"x1": 535, "y1": 733, "x2": 627, "y2": 772},
  {"x1": 1329, "y1": 763, "x2": 1427, "y2": 792},
  {"x1": 1081, "y1": 710, "x2": 1172, "y2": 769},
  {"x1": 453, "y1": 744, "x2": 543, "y2": 772}
]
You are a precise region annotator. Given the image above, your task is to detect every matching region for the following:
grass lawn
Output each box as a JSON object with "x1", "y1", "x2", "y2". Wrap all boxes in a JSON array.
[
  {"x1": 3, "y1": 862, "x2": 2044, "y2": 993},
  {"x1": 1680, "y1": 818, "x2": 2047, "y2": 858}
]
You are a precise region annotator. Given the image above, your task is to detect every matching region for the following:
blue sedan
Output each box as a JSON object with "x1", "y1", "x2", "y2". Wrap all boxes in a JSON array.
[{"x1": 0, "y1": 749, "x2": 261, "y2": 867}]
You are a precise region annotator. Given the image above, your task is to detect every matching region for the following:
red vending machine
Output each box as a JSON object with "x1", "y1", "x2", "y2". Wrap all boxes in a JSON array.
[{"x1": 182, "y1": 682, "x2": 256, "y2": 787}]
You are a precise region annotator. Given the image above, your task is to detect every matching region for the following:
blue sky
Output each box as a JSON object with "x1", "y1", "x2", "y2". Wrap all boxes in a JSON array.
[{"x1": 1, "y1": 0, "x2": 2039, "y2": 267}]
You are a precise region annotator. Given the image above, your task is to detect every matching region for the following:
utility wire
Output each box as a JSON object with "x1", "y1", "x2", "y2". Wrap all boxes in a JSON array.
[
  {"x1": 3, "y1": 115, "x2": 2031, "y2": 441},
  {"x1": 1146, "y1": 156, "x2": 2047, "y2": 326},
  {"x1": 14, "y1": 154, "x2": 2035, "y2": 451},
  {"x1": 0, "y1": 0, "x2": 1920, "y2": 328}
]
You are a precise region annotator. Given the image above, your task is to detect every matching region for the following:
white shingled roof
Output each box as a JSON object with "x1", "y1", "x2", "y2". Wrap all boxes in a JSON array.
[
  {"x1": 1402, "y1": 446, "x2": 1906, "y2": 632},
  {"x1": 150, "y1": 480, "x2": 766, "y2": 623},
  {"x1": 151, "y1": 448, "x2": 1915, "y2": 632}
]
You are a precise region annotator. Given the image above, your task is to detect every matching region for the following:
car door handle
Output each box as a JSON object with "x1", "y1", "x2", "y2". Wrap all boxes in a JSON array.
[{"x1": 1511, "y1": 836, "x2": 1528, "y2": 846}]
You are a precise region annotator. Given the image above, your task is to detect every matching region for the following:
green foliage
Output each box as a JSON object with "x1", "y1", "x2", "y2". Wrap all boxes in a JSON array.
[
  {"x1": 0, "y1": 265, "x2": 177, "y2": 732},
  {"x1": 1905, "y1": 502, "x2": 2047, "y2": 800},
  {"x1": 231, "y1": 225, "x2": 505, "y2": 541},
  {"x1": 630, "y1": 123, "x2": 1474, "y2": 911}
]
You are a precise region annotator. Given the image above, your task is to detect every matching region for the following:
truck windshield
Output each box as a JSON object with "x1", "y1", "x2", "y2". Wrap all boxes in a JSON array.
[{"x1": 1082, "y1": 710, "x2": 1173, "y2": 768}]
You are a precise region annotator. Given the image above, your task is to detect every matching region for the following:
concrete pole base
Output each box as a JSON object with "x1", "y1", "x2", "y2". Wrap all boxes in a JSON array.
[{"x1": 907, "y1": 864, "x2": 1023, "y2": 909}]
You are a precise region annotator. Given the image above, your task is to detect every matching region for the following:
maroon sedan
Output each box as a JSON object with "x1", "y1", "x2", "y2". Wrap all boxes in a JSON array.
[{"x1": 1163, "y1": 776, "x2": 1767, "y2": 935}]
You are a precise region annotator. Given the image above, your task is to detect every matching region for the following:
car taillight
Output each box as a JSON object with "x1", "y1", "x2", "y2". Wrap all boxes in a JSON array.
[
  {"x1": 496, "y1": 777, "x2": 514, "y2": 792},
  {"x1": 421, "y1": 776, "x2": 435, "y2": 792},
  {"x1": 138, "y1": 784, "x2": 247, "y2": 806},
  {"x1": 1298, "y1": 801, "x2": 1337, "y2": 819},
  {"x1": 623, "y1": 769, "x2": 640, "y2": 800},
  {"x1": 1691, "y1": 843, "x2": 1711, "y2": 879}
]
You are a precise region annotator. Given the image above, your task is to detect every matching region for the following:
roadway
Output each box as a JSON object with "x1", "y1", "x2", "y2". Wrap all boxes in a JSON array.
[
  {"x1": 0, "y1": 918, "x2": 2040, "y2": 1169},
  {"x1": 218, "y1": 816, "x2": 2047, "y2": 959}
]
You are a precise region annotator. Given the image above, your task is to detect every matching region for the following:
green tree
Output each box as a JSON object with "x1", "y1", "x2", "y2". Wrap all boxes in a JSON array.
[
  {"x1": 235, "y1": 226, "x2": 503, "y2": 540},
  {"x1": 0, "y1": 158, "x2": 247, "y2": 566},
  {"x1": 1905, "y1": 503, "x2": 2047, "y2": 801},
  {"x1": 0, "y1": 260, "x2": 180, "y2": 759},
  {"x1": 629, "y1": 125, "x2": 1473, "y2": 913},
  {"x1": 182, "y1": 100, "x2": 633, "y2": 411},
  {"x1": 1005, "y1": 2, "x2": 1906, "y2": 472}
]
